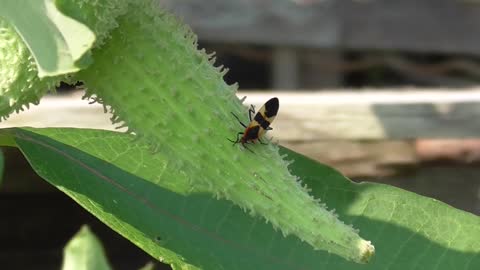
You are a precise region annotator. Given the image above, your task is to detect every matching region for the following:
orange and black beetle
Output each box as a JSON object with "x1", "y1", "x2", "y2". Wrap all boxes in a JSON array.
[{"x1": 229, "y1": 97, "x2": 279, "y2": 152}]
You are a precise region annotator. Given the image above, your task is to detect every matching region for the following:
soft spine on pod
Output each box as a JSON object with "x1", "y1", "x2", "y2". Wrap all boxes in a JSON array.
[{"x1": 73, "y1": 0, "x2": 374, "y2": 264}]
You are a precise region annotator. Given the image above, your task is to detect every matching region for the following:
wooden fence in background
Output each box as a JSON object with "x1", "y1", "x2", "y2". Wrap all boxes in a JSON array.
[{"x1": 159, "y1": 0, "x2": 480, "y2": 89}]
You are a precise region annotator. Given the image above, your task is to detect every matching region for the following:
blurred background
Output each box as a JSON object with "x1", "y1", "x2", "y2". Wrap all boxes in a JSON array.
[{"x1": 1, "y1": 0, "x2": 480, "y2": 269}]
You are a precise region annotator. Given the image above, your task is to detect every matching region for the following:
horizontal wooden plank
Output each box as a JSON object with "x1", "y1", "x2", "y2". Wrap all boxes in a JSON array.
[
  {"x1": 0, "y1": 91, "x2": 115, "y2": 132},
  {"x1": 1, "y1": 89, "x2": 480, "y2": 140},
  {"x1": 246, "y1": 89, "x2": 480, "y2": 140},
  {"x1": 160, "y1": 0, "x2": 339, "y2": 47},
  {"x1": 160, "y1": 0, "x2": 480, "y2": 54},
  {"x1": 340, "y1": 0, "x2": 480, "y2": 54},
  {"x1": 415, "y1": 139, "x2": 480, "y2": 163}
]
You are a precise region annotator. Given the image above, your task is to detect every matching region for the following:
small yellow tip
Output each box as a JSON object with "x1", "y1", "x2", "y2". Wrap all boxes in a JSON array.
[{"x1": 358, "y1": 240, "x2": 375, "y2": 264}]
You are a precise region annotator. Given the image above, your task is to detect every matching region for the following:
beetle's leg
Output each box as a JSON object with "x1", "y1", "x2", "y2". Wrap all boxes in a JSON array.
[
  {"x1": 231, "y1": 112, "x2": 247, "y2": 128},
  {"x1": 248, "y1": 104, "x2": 256, "y2": 122},
  {"x1": 227, "y1": 132, "x2": 243, "y2": 145}
]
